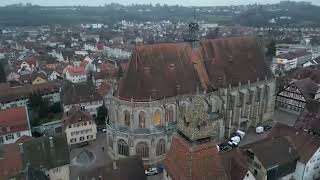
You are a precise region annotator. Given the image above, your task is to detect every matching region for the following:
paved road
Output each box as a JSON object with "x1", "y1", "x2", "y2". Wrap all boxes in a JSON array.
[{"x1": 147, "y1": 173, "x2": 163, "y2": 180}]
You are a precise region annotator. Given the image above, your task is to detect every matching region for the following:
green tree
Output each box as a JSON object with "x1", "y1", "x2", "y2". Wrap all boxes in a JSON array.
[
  {"x1": 266, "y1": 40, "x2": 276, "y2": 57},
  {"x1": 95, "y1": 104, "x2": 107, "y2": 126},
  {"x1": 0, "y1": 62, "x2": 6, "y2": 83}
]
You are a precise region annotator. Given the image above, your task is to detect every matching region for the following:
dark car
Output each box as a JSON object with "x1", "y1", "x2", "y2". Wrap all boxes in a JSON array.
[{"x1": 263, "y1": 125, "x2": 272, "y2": 131}]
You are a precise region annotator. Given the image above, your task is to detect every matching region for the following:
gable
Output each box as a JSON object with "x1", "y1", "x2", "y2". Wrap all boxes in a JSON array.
[{"x1": 277, "y1": 83, "x2": 306, "y2": 102}]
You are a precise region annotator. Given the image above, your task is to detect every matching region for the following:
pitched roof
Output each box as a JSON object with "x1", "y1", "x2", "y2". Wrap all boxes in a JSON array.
[
  {"x1": 97, "y1": 82, "x2": 112, "y2": 97},
  {"x1": 219, "y1": 149, "x2": 250, "y2": 180},
  {"x1": 267, "y1": 123, "x2": 320, "y2": 163},
  {"x1": 164, "y1": 136, "x2": 228, "y2": 180},
  {"x1": 62, "y1": 82, "x2": 102, "y2": 105},
  {"x1": 119, "y1": 36, "x2": 271, "y2": 100},
  {"x1": 0, "y1": 106, "x2": 30, "y2": 136},
  {"x1": 62, "y1": 107, "x2": 93, "y2": 127},
  {"x1": 241, "y1": 137, "x2": 299, "y2": 169},
  {"x1": 67, "y1": 67, "x2": 86, "y2": 76},
  {"x1": 0, "y1": 82, "x2": 60, "y2": 103},
  {"x1": 22, "y1": 134, "x2": 70, "y2": 170},
  {"x1": 0, "y1": 144, "x2": 23, "y2": 179},
  {"x1": 294, "y1": 78, "x2": 319, "y2": 100},
  {"x1": 78, "y1": 156, "x2": 146, "y2": 180}
]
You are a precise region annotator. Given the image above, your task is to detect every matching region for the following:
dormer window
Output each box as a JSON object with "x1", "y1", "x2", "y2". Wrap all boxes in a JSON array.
[
  {"x1": 143, "y1": 67, "x2": 151, "y2": 74},
  {"x1": 169, "y1": 64, "x2": 176, "y2": 71}
]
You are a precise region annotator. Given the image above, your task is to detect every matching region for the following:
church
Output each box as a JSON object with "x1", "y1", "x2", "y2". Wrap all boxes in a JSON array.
[{"x1": 105, "y1": 21, "x2": 276, "y2": 166}]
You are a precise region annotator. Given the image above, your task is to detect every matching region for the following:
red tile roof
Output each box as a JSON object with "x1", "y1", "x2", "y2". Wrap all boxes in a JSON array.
[
  {"x1": 267, "y1": 123, "x2": 320, "y2": 163},
  {"x1": 62, "y1": 107, "x2": 94, "y2": 128},
  {"x1": 0, "y1": 107, "x2": 30, "y2": 136},
  {"x1": 67, "y1": 67, "x2": 86, "y2": 76},
  {"x1": 97, "y1": 82, "x2": 112, "y2": 97},
  {"x1": 0, "y1": 143, "x2": 23, "y2": 179},
  {"x1": 119, "y1": 36, "x2": 271, "y2": 100},
  {"x1": 220, "y1": 149, "x2": 250, "y2": 180},
  {"x1": 164, "y1": 136, "x2": 228, "y2": 180}
]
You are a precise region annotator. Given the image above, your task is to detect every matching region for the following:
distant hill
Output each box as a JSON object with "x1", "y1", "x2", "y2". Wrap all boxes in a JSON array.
[{"x1": 234, "y1": 1, "x2": 320, "y2": 27}]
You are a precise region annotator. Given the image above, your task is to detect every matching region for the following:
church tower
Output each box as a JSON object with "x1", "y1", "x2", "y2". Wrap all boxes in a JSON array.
[
  {"x1": 185, "y1": 10, "x2": 200, "y2": 48},
  {"x1": 163, "y1": 95, "x2": 228, "y2": 180}
]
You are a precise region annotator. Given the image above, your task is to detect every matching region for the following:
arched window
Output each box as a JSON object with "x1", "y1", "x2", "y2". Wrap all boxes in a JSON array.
[
  {"x1": 117, "y1": 139, "x2": 129, "y2": 156},
  {"x1": 124, "y1": 110, "x2": 130, "y2": 127},
  {"x1": 139, "y1": 111, "x2": 146, "y2": 128},
  {"x1": 166, "y1": 107, "x2": 174, "y2": 122},
  {"x1": 156, "y1": 139, "x2": 166, "y2": 156},
  {"x1": 153, "y1": 110, "x2": 161, "y2": 126},
  {"x1": 136, "y1": 142, "x2": 149, "y2": 158}
]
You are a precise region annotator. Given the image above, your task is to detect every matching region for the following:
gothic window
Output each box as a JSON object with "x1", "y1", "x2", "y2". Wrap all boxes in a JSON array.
[
  {"x1": 247, "y1": 89, "x2": 253, "y2": 104},
  {"x1": 139, "y1": 111, "x2": 146, "y2": 128},
  {"x1": 228, "y1": 94, "x2": 234, "y2": 110},
  {"x1": 238, "y1": 92, "x2": 244, "y2": 107},
  {"x1": 118, "y1": 139, "x2": 129, "y2": 156},
  {"x1": 166, "y1": 107, "x2": 174, "y2": 122},
  {"x1": 136, "y1": 142, "x2": 149, "y2": 158},
  {"x1": 256, "y1": 87, "x2": 261, "y2": 102},
  {"x1": 124, "y1": 110, "x2": 130, "y2": 127},
  {"x1": 156, "y1": 139, "x2": 166, "y2": 156},
  {"x1": 153, "y1": 110, "x2": 161, "y2": 126},
  {"x1": 264, "y1": 86, "x2": 269, "y2": 113}
]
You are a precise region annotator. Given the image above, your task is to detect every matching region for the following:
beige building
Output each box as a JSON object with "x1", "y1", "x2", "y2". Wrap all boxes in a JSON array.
[{"x1": 63, "y1": 107, "x2": 97, "y2": 146}]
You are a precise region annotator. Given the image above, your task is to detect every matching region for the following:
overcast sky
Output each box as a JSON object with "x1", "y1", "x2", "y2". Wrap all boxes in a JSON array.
[{"x1": 0, "y1": 0, "x2": 319, "y2": 6}]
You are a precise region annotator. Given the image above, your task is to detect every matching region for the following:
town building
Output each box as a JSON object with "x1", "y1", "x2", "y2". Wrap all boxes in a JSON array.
[
  {"x1": 21, "y1": 134, "x2": 70, "y2": 180},
  {"x1": 62, "y1": 82, "x2": 103, "y2": 117},
  {"x1": 65, "y1": 66, "x2": 87, "y2": 83},
  {"x1": 106, "y1": 33, "x2": 276, "y2": 166},
  {"x1": 63, "y1": 107, "x2": 97, "y2": 146},
  {"x1": 268, "y1": 123, "x2": 320, "y2": 180},
  {"x1": 272, "y1": 49, "x2": 312, "y2": 74},
  {"x1": 276, "y1": 77, "x2": 320, "y2": 114},
  {"x1": 0, "y1": 82, "x2": 61, "y2": 110},
  {"x1": 0, "y1": 106, "x2": 32, "y2": 144},
  {"x1": 242, "y1": 137, "x2": 299, "y2": 180},
  {"x1": 0, "y1": 143, "x2": 23, "y2": 179}
]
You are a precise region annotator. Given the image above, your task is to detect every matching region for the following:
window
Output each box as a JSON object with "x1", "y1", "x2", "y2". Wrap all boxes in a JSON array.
[
  {"x1": 84, "y1": 122, "x2": 87, "y2": 126},
  {"x1": 70, "y1": 138, "x2": 77, "y2": 143},
  {"x1": 139, "y1": 111, "x2": 146, "y2": 128},
  {"x1": 69, "y1": 125, "x2": 71, "y2": 128},
  {"x1": 80, "y1": 136, "x2": 85, "y2": 141},
  {"x1": 166, "y1": 107, "x2": 174, "y2": 123},
  {"x1": 5, "y1": 134, "x2": 14, "y2": 141},
  {"x1": 153, "y1": 110, "x2": 161, "y2": 126},
  {"x1": 118, "y1": 139, "x2": 129, "y2": 156},
  {"x1": 136, "y1": 142, "x2": 149, "y2": 158},
  {"x1": 124, "y1": 110, "x2": 130, "y2": 127},
  {"x1": 0, "y1": 137, "x2": 3, "y2": 144},
  {"x1": 256, "y1": 87, "x2": 261, "y2": 102},
  {"x1": 156, "y1": 139, "x2": 166, "y2": 156},
  {"x1": 238, "y1": 92, "x2": 244, "y2": 107},
  {"x1": 16, "y1": 132, "x2": 21, "y2": 137}
]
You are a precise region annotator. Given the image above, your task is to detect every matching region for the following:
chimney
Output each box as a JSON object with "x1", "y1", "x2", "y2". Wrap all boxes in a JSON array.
[
  {"x1": 113, "y1": 160, "x2": 117, "y2": 170},
  {"x1": 289, "y1": 147, "x2": 292, "y2": 154},
  {"x1": 49, "y1": 137, "x2": 54, "y2": 148}
]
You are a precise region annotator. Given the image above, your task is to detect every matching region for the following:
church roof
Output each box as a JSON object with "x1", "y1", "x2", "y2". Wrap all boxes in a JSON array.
[{"x1": 119, "y1": 36, "x2": 271, "y2": 100}]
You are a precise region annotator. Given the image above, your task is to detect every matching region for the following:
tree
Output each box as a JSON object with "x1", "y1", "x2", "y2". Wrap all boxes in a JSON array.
[
  {"x1": 266, "y1": 40, "x2": 276, "y2": 57},
  {"x1": 0, "y1": 62, "x2": 6, "y2": 83},
  {"x1": 95, "y1": 104, "x2": 108, "y2": 126}
]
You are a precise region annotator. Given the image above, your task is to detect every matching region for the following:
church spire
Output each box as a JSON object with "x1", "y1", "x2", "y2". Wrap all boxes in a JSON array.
[{"x1": 185, "y1": 9, "x2": 200, "y2": 48}]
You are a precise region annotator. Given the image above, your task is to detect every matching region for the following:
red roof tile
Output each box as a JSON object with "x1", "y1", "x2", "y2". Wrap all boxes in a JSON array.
[
  {"x1": 67, "y1": 67, "x2": 86, "y2": 76},
  {"x1": 164, "y1": 136, "x2": 228, "y2": 180},
  {"x1": 119, "y1": 36, "x2": 271, "y2": 100},
  {"x1": 0, "y1": 107, "x2": 30, "y2": 136},
  {"x1": 62, "y1": 107, "x2": 94, "y2": 127},
  {"x1": 0, "y1": 144, "x2": 23, "y2": 179}
]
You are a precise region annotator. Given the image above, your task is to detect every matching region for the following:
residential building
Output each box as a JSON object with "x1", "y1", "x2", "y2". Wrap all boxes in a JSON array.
[
  {"x1": 65, "y1": 66, "x2": 87, "y2": 83},
  {"x1": 105, "y1": 45, "x2": 132, "y2": 59},
  {"x1": 63, "y1": 107, "x2": 97, "y2": 146},
  {"x1": 272, "y1": 49, "x2": 312, "y2": 74},
  {"x1": 0, "y1": 106, "x2": 32, "y2": 144},
  {"x1": 0, "y1": 82, "x2": 61, "y2": 110},
  {"x1": 268, "y1": 123, "x2": 320, "y2": 180},
  {"x1": 242, "y1": 137, "x2": 299, "y2": 180},
  {"x1": 0, "y1": 143, "x2": 23, "y2": 179},
  {"x1": 21, "y1": 134, "x2": 70, "y2": 180},
  {"x1": 276, "y1": 77, "x2": 320, "y2": 114},
  {"x1": 62, "y1": 82, "x2": 103, "y2": 117},
  {"x1": 18, "y1": 57, "x2": 38, "y2": 72}
]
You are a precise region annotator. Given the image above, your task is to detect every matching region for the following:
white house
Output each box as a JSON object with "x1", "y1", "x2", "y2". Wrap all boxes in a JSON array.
[
  {"x1": 63, "y1": 107, "x2": 97, "y2": 146},
  {"x1": 268, "y1": 123, "x2": 320, "y2": 180},
  {"x1": 48, "y1": 70, "x2": 62, "y2": 81},
  {"x1": 65, "y1": 67, "x2": 87, "y2": 83},
  {"x1": 0, "y1": 106, "x2": 32, "y2": 144}
]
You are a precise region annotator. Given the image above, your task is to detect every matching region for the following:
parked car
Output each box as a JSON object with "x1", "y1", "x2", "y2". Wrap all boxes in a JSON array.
[
  {"x1": 263, "y1": 125, "x2": 272, "y2": 131},
  {"x1": 256, "y1": 126, "x2": 264, "y2": 134},
  {"x1": 228, "y1": 140, "x2": 238, "y2": 148},
  {"x1": 236, "y1": 130, "x2": 246, "y2": 139},
  {"x1": 145, "y1": 168, "x2": 158, "y2": 176}
]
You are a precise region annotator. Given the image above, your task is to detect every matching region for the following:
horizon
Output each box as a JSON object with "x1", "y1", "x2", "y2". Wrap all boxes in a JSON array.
[{"x1": 0, "y1": 0, "x2": 319, "y2": 7}]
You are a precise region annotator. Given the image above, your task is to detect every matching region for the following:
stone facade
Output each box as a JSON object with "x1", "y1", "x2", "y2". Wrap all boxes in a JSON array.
[{"x1": 106, "y1": 78, "x2": 276, "y2": 166}]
